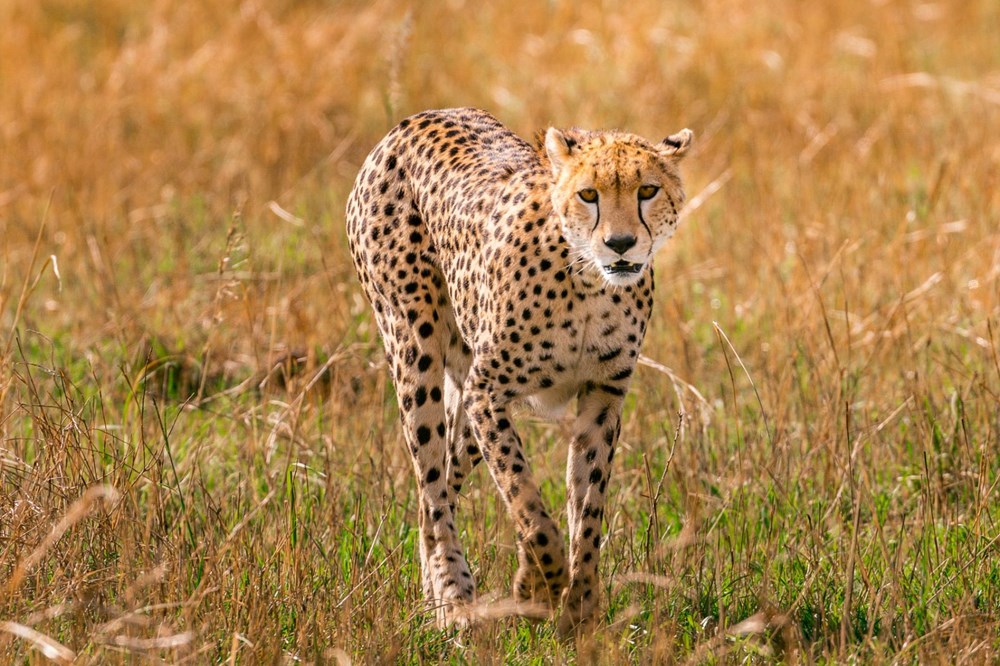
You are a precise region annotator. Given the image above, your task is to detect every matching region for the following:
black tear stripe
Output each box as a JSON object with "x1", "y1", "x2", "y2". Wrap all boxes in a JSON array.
[
  {"x1": 590, "y1": 201, "x2": 601, "y2": 235},
  {"x1": 636, "y1": 202, "x2": 653, "y2": 239}
]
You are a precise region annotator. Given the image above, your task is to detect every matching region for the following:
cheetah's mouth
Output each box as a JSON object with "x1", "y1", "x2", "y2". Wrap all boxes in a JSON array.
[{"x1": 604, "y1": 260, "x2": 644, "y2": 276}]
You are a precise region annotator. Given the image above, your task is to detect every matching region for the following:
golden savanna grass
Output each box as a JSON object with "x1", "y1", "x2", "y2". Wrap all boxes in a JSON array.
[{"x1": 2, "y1": 0, "x2": 999, "y2": 662}]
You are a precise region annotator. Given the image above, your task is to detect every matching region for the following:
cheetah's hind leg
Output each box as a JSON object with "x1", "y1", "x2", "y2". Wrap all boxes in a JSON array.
[{"x1": 370, "y1": 293, "x2": 476, "y2": 628}]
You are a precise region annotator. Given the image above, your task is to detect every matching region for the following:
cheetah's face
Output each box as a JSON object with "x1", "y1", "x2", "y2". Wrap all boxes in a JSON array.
[{"x1": 545, "y1": 127, "x2": 693, "y2": 287}]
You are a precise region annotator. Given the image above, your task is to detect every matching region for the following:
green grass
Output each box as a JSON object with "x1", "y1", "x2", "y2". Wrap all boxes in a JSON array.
[{"x1": 4, "y1": 298, "x2": 997, "y2": 661}]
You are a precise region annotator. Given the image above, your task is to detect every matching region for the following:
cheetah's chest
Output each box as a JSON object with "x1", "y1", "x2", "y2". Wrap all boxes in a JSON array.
[{"x1": 522, "y1": 305, "x2": 643, "y2": 418}]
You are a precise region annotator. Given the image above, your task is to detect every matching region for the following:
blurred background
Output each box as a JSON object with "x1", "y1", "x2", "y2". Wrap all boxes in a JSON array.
[
  {"x1": 2, "y1": 0, "x2": 998, "y2": 369},
  {"x1": 1, "y1": 0, "x2": 999, "y2": 662}
]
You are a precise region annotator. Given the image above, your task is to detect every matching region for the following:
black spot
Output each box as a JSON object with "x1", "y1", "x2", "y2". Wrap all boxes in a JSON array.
[
  {"x1": 536, "y1": 532, "x2": 549, "y2": 547},
  {"x1": 426, "y1": 468, "x2": 440, "y2": 483},
  {"x1": 611, "y1": 367, "x2": 633, "y2": 381},
  {"x1": 589, "y1": 469, "x2": 602, "y2": 484},
  {"x1": 418, "y1": 355, "x2": 433, "y2": 372},
  {"x1": 418, "y1": 322, "x2": 434, "y2": 338},
  {"x1": 415, "y1": 387, "x2": 427, "y2": 406},
  {"x1": 599, "y1": 348, "x2": 622, "y2": 362},
  {"x1": 416, "y1": 426, "x2": 431, "y2": 445},
  {"x1": 596, "y1": 408, "x2": 609, "y2": 426}
]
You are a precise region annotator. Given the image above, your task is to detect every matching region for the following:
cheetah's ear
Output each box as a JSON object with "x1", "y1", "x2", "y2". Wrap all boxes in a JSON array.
[
  {"x1": 659, "y1": 128, "x2": 694, "y2": 159},
  {"x1": 545, "y1": 127, "x2": 573, "y2": 177}
]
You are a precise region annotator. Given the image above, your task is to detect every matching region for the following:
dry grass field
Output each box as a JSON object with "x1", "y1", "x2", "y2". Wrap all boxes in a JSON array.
[{"x1": 2, "y1": 0, "x2": 999, "y2": 662}]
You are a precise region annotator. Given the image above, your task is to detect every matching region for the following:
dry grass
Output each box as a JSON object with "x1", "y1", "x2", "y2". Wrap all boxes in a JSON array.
[{"x1": 2, "y1": 0, "x2": 999, "y2": 662}]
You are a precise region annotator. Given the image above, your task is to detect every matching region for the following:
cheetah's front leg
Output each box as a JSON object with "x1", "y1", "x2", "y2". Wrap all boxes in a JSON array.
[
  {"x1": 558, "y1": 386, "x2": 625, "y2": 636},
  {"x1": 463, "y1": 369, "x2": 568, "y2": 612}
]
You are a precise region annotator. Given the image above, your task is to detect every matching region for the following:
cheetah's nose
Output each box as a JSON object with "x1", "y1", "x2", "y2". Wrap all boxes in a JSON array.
[{"x1": 604, "y1": 234, "x2": 637, "y2": 255}]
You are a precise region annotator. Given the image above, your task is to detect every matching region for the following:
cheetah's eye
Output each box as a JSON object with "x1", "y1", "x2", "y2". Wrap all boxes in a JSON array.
[
  {"x1": 577, "y1": 188, "x2": 599, "y2": 204},
  {"x1": 637, "y1": 185, "x2": 660, "y2": 201}
]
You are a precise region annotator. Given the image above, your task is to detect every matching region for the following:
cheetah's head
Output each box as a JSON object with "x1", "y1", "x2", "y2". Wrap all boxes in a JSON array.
[{"x1": 545, "y1": 126, "x2": 693, "y2": 287}]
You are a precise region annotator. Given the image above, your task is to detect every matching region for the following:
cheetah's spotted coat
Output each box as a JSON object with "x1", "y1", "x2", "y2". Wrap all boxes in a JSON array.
[{"x1": 346, "y1": 108, "x2": 693, "y2": 635}]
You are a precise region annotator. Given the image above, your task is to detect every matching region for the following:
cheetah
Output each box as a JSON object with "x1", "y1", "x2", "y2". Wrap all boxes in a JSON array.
[{"x1": 345, "y1": 107, "x2": 693, "y2": 635}]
